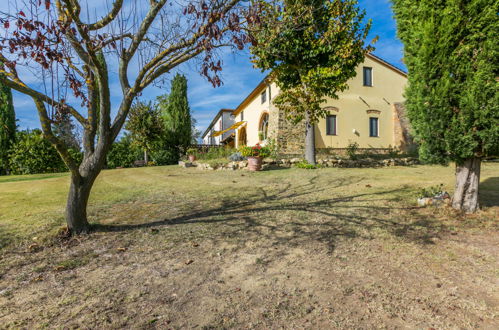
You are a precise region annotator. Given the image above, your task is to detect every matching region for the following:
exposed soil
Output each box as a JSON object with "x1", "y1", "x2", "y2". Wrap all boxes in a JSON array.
[{"x1": 0, "y1": 165, "x2": 498, "y2": 328}]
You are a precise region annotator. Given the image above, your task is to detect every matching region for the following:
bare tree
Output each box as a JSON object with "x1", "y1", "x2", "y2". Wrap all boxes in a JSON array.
[{"x1": 0, "y1": 0, "x2": 258, "y2": 234}]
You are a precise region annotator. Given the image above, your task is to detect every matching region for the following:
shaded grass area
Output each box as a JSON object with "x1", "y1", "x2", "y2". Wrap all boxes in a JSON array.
[{"x1": 0, "y1": 164, "x2": 498, "y2": 328}]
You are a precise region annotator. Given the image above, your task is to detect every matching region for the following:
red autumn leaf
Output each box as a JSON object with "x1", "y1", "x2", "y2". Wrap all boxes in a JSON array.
[
  {"x1": 3, "y1": 21, "x2": 9, "y2": 28},
  {"x1": 19, "y1": 11, "x2": 26, "y2": 17}
]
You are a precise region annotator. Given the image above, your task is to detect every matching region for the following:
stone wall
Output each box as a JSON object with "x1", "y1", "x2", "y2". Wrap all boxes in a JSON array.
[
  {"x1": 268, "y1": 103, "x2": 306, "y2": 155},
  {"x1": 392, "y1": 102, "x2": 416, "y2": 152},
  {"x1": 180, "y1": 157, "x2": 420, "y2": 171}
]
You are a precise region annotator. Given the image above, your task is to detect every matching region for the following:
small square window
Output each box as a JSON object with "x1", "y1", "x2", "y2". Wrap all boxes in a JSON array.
[
  {"x1": 369, "y1": 117, "x2": 379, "y2": 137},
  {"x1": 363, "y1": 67, "x2": 373, "y2": 86},
  {"x1": 261, "y1": 90, "x2": 267, "y2": 104},
  {"x1": 326, "y1": 115, "x2": 337, "y2": 135}
]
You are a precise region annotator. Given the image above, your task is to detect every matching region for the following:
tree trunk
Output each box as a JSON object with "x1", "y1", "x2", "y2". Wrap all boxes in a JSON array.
[
  {"x1": 452, "y1": 157, "x2": 481, "y2": 213},
  {"x1": 304, "y1": 112, "x2": 316, "y2": 165},
  {"x1": 66, "y1": 173, "x2": 95, "y2": 234},
  {"x1": 144, "y1": 149, "x2": 149, "y2": 164}
]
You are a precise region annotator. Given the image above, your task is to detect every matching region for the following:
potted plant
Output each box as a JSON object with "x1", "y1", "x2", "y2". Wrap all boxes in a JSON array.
[
  {"x1": 186, "y1": 148, "x2": 197, "y2": 162},
  {"x1": 239, "y1": 144, "x2": 271, "y2": 171}
]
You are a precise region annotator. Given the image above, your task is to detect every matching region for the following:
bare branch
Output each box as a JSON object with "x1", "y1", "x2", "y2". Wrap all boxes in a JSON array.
[
  {"x1": 87, "y1": 0, "x2": 124, "y2": 31},
  {"x1": 0, "y1": 65, "x2": 88, "y2": 126},
  {"x1": 61, "y1": 0, "x2": 113, "y2": 144},
  {"x1": 125, "y1": 0, "x2": 168, "y2": 63},
  {"x1": 132, "y1": 0, "x2": 239, "y2": 91},
  {"x1": 98, "y1": 33, "x2": 134, "y2": 49}
]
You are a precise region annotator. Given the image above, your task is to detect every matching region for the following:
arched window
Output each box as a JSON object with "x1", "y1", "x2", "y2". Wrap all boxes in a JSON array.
[
  {"x1": 238, "y1": 126, "x2": 247, "y2": 146},
  {"x1": 259, "y1": 113, "x2": 269, "y2": 141}
]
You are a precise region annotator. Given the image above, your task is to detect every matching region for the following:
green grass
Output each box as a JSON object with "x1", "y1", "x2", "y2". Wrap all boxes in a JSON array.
[
  {"x1": 0, "y1": 163, "x2": 497, "y2": 250},
  {"x1": 0, "y1": 172, "x2": 68, "y2": 183}
]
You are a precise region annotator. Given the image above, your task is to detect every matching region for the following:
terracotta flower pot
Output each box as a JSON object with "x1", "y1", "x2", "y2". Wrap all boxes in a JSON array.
[
  {"x1": 247, "y1": 156, "x2": 263, "y2": 171},
  {"x1": 188, "y1": 155, "x2": 196, "y2": 162}
]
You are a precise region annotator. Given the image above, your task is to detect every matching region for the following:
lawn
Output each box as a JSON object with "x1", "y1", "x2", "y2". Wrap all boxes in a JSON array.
[{"x1": 0, "y1": 164, "x2": 498, "y2": 328}]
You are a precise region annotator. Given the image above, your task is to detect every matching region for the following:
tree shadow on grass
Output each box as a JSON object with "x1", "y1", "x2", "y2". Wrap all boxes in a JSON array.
[
  {"x1": 479, "y1": 177, "x2": 499, "y2": 207},
  {"x1": 93, "y1": 174, "x2": 449, "y2": 254}
]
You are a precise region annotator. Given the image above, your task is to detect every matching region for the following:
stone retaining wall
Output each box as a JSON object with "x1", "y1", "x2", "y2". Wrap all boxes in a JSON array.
[{"x1": 179, "y1": 157, "x2": 419, "y2": 171}]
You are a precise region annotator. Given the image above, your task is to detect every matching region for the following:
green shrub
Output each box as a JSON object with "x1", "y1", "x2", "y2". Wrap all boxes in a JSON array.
[
  {"x1": 295, "y1": 160, "x2": 319, "y2": 169},
  {"x1": 69, "y1": 148, "x2": 83, "y2": 165},
  {"x1": 150, "y1": 148, "x2": 178, "y2": 165},
  {"x1": 417, "y1": 184, "x2": 444, "y2": 198},
  {"x1": 206, "y1": 158, "x2": 229, "y2": 168},
  {"x1": 8, "y1": 129, "x2": 68, "y2": 174},
  {"x1": 195, "y1": 147, "x2": 236, "y2": 161},
  {"x1": 107, "y1": 135, "x2": 142, "y2": 168},
  {"x1": 239, "y1": 144, "x2": 271, "y2": 158},
  {"x1": 346, "y1": 141, "x2": 359, "y2": 160}
]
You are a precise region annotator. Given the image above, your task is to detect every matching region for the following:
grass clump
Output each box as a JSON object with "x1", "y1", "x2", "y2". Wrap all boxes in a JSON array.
[
  {"x1": 54, "y1": 258, "x2": 89, "y2": 271},
  {"x1": 295, "y1": 160, "x2": 320, "y2": 169},
  {"x1": 205, "y1": 158, "x2": 230, "y2": 168}
]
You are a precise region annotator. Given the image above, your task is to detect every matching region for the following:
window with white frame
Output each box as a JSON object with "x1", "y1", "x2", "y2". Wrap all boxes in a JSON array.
[{"x1": 363, "y1": 67, "x2": 373, "y2": 86}]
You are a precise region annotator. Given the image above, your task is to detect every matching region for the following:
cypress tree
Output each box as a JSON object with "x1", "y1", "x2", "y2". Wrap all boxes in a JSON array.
[
  {"x1": 158, "y1": 74, "x2": 192, "y2": 157},
  {"x1": 392, "y1": 0, "x2": 499, "y2": 213},
  {"x1": 0, "y1": 80, "x2": 16, "y2": 174}
]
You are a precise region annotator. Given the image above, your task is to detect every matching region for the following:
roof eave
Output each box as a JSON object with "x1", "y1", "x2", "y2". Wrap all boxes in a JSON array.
[{"x1": 201, "y1": 108, "x2": 235, "y2": 138}]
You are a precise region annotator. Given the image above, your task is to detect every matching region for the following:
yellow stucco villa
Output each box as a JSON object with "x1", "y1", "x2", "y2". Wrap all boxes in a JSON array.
[{"x1": 208, "y1": 54, "x2": 413, "y2": 156}]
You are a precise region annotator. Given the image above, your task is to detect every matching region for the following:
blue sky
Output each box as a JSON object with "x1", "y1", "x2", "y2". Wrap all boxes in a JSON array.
[{"x1": 4, "y1": 0, "x2": 405, "y2": 136}]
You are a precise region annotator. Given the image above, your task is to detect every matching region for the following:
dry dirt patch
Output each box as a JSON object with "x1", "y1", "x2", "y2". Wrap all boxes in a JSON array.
[{"x1": 0, "y1": 164, "x2": 498, "y2": 328}]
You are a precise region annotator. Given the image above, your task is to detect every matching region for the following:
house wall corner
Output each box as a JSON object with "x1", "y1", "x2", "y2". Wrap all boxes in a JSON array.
[{"x1": 269, "y1": 103, "x2": 306, "y2": 156}]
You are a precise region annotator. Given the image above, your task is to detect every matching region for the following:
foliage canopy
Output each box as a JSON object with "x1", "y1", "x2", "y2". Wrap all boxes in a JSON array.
[
  {"x1": 392, "y1": 0, "x2": 499, "y2": 164},
  {"x1": 125, "y1": 101, "x2": 164, "y2": 161},
  {"x1": 250, "y1": 0, "x2": 374, "y2": 123},
  {"x1": 159, "y1": 74, "x2": 193, "y2": 155},
  {"x1": 9, "y1": 129, "x2": 68, "y2": 175}
]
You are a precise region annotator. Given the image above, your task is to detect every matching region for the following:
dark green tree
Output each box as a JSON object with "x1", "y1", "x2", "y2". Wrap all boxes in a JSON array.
[
  {"x1": 392, "y1": 0, "x2": 499, "y2": 213},
  {"x1": 0, "y1": 80, "x2": 16, "y2": 174},
  {"x1": 158, "y1": 74, "x2": 193, "y2": 159},
  {"x1": 9, "y1": 129, "x2": 66, "y2": 174},
  {"x1": 250, "y1": 0, "x2": 374, "y2": 164},
  {"x1": 125, "y1": 101, "x2": 164, "y2": 164}
]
